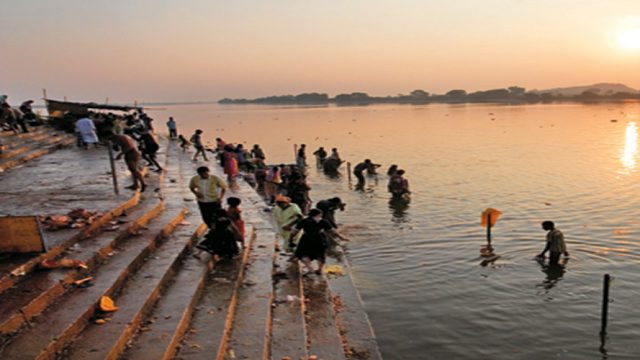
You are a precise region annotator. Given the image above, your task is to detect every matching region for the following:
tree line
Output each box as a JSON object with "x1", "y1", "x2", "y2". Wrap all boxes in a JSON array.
[{"x1": 218, "y1": 87, "x2": 640, "y2": 105}]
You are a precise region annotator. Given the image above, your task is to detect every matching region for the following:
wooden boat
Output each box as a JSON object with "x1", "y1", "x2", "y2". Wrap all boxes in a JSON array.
[{"x1": 44, "y1": 99, "x2": 142, "y2": 117}]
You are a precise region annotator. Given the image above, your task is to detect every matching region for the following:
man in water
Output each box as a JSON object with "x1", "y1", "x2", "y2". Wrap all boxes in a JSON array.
[
  {"x1": 313, "y1": 147, "x2": 327, "y2": 168},
  {"x1": 189, "y1": 166, "x2": 228, "y2": 228},
  {"x1": 316, "y1": 197, "x2": 346, "y2": 229},
  {"x1": 296, "y1": 144, "x2": 307, "y2": 168},
  {"x1": 353, "y1": 159, "x2": 377, "y2": 189},
  {"x1": 388, "y1": 169, "x2": 410, "y2": 198},
  {"x1": 536, "y1": 221, "x2": 569, "y2": 265}
]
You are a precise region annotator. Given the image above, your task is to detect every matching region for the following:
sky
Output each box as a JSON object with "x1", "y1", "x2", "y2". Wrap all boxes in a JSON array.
[{"x1": 1, "y1": 0, "x2": 640, "y2": 103}]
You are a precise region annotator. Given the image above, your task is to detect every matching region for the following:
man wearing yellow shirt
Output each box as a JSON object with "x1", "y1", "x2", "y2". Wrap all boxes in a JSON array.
[{"x1": 189, "y1": 166, "x2": 227, "y2": 228}]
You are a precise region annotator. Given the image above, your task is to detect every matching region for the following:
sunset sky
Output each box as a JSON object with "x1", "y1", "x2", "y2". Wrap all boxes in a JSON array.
[{"x1": 2, "y1": 0, "x2": 640, "y2": 103}]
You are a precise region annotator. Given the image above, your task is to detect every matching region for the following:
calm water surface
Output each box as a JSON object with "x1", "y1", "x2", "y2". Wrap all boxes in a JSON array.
[{"x1": 149, "y1": 103, "x2": 640, "y2": 359}]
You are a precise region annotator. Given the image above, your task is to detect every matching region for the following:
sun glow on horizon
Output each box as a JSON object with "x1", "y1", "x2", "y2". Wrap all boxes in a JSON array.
[
  {"x1": 618, "y1": 28, "x2": 640, "y2": 50},
  {"x1": 621, "y1": 121, "x2": 638, "y2": 173}
]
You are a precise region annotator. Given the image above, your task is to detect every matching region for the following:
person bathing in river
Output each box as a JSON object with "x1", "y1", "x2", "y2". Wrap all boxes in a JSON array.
[
  {"x1": 106, "y1": 131, "x2": 146, "y2": 192},
  {"x1": 290, "y1": 208, "x2": 347, "y2": 275},
  {"x1": 353, "y1": 159, "x2": 378, "y2": 189},
  {"x1": 296, "y1": 144, "x2": 307, "y2": 169},
  {"x1": 536, "y1": 221, "x2": 569, "y2": 265},
  {"x1": 251, "y1": 144, "x2": 265, "y2": 161},
  {"x1": 313, "y1": 147, "x2": 327, "y2": 168},
  {"x1": 388, "y1": 169, "x2": 410, "y2": 198},
  {"x1": 387, "y1": 164, "x2": 398, "y2": 176},
  {"x1": 316, "y1": 197, "x2": 346, "y2": 229}
]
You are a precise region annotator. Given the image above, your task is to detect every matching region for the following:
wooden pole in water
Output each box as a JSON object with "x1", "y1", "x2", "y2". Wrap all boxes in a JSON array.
[
  {"x1": 107, "y1": 141, "x2": 119, "y2": 195},
  {"x1": 486, "y1": 212, "x2": 492, "y2": 247},
  {"x1": 600, "y1": 274, "x2": 611, "y2": 336},
  {"x1": 347, "y1": 162, "x2": 352, "y2": 183},
  {"x1": 293, "y1": 144, "x2": 298, "y2": 163}
]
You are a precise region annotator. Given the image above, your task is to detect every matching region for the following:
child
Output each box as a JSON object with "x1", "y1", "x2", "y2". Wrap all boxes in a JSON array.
[
  {"x1": 178, "y1": 134, "x2": 190, "y2": 152},
  {"x1": 226, "y1": 197, "x2": 245, "y2": 248}
]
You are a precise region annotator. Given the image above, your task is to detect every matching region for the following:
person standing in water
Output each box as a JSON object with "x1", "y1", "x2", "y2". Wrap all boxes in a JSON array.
[
  {"x1": 353, "y1": 159, "x2": 377, "y2": 189},
  {"x1": 313, "y1": 147, "x2": 327, "y2": 168},
  {"x1": 388, "y1": 169, "x2": 410, "y2": 198},
  {"x1": 296, "y1": 144, "x2": 307, "y2": 169},
  {"x1": 536, "y1": 221, "x2": 569, "y2": 265}
]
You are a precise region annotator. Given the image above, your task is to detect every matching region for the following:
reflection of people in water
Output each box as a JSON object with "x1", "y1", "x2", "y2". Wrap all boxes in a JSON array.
[
  {"x1": 388, "y1": 196, "x2": 410, "y2": 220},
  {"x1": 536, "y1": 221, "x2": 569, "y2": 265},
  {"x1": 537, "y1": 257, "x2": 568, "y2": 291}
]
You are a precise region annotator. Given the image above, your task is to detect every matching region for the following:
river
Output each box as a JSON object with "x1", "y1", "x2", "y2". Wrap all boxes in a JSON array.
[{"x1": 148, "y1": 102, "x2": 640, "y2": 359}]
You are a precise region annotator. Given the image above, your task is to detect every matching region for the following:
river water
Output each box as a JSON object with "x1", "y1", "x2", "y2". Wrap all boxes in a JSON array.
[{"x1": 148, "y1": 103, "x2": 640, "y2": 359}]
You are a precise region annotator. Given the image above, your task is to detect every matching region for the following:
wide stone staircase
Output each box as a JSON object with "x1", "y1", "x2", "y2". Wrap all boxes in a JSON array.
[
  {"x1": 0, "y1": 139, "x2": 381, "y2": 360},
  {"x1": 0, "y1": 126, "x2": 75, "y2": 173}
]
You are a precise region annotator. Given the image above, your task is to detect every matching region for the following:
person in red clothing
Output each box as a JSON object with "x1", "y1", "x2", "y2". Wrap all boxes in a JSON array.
[{"x1": 226, "y1": 197, "x2": 245, "y2": 248}]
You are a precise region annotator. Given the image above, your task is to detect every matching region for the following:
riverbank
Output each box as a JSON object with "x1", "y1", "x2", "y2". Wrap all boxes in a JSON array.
[{"x1": 0, "y1": 131, "x2": 381, "y2": 360}]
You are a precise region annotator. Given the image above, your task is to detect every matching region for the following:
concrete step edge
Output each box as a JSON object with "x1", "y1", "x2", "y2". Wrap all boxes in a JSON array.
[
  {"x1": 0, "y1": 201, "x2": 165, "y2": 337},
  {"x1": 0, "y1": 134, "x2": 71, "y2": 159},
  {"x1": 0, "y1": 188, "x2": 142, "y2": 296},
  {"x1": 0, "y1": 136, "x2": 75, "y2": 172},
  {"x1": 158, "y1": 223, "x2": 209, "y2": 360},
  {"x1": 33, "y1": 208, "x2": 188, "y2": 360},
  {"x1": 100, "y1": 210, "x2": 197, "y2": 360}
]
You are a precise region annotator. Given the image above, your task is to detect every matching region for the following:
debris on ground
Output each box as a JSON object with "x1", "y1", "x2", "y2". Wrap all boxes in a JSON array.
[
  {"x1": 99, "y1": 295, "x2": 119, "y2": 312},
  {"x1": 10, "y1": 266, "x2": 27, "y2": 277},
  {"x1": 40, "y1": 258, "x2": 88, "y2": 270},
  {"x1": 40, "y1": 208, "x2": 101, "y2": 231},
  {"x1": 73, "y1": 277, "x2": 94, "y2": 287},
  {"x1": 325, "y1": 264, "x2": 345, "y2": 277}
]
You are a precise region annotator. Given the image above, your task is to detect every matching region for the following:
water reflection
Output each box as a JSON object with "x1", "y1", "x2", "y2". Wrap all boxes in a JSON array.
[
  {"x1": 620, "y1": 121, "x2": 637, "y2": 172},
  {"x1": 389, "y1": 196, "x2": 410, "y2": 222},
  {"x1": 536, "y1": 258, "x2": 568, "y2": 292}
]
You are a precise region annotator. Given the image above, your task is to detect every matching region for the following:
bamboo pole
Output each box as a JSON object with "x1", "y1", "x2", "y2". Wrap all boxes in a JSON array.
[
  {"x1": 107, "y1": 141, "x2": 119, "y2": 195},
  {"x1": 600, "y1": 274, "x2": 611, "y2": 336}
]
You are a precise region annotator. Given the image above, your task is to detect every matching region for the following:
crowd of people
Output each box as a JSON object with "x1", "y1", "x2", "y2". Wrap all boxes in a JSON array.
[{"x1": 0, "y1": 95, "x2": 44, "y2": 154}]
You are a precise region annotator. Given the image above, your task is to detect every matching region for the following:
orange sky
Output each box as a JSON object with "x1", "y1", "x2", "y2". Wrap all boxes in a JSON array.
[{"x1": 1, "y1": 1, "x2": 640, "y2": 104}]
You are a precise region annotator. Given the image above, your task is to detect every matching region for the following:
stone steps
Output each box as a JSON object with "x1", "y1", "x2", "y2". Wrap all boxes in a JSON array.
[
  {"x1": 0, "y1": 189, "x2": 142, "y2": 296},
  {"x1": 0, "y1": 209, "x2": 186, "y2": 360},
  {"x1": 0, "y1": 199, "x2": 164, "y2": 338},
  {"x1": 60, "y1": 213, "x2": 203, "y2": 360},
  {"x1": 270, "y1": 253, "x2": 308, "y2": 360},
  {"x1": 0, "y1": 134, "x2": 75, "y2": 172},
  {"x1": 0, "y1": 139, "x2": 382, "y2": 360}
]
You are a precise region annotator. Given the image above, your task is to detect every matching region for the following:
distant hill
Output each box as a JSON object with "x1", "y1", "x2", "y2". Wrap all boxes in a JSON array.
[{"x1": 534, "y1": 83, "x2": 639, "y2": 96}]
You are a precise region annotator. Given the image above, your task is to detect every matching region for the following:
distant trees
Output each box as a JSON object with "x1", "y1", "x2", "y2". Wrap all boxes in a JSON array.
[{"x1": 218, "y1": 86, "x2": 640, "y2": 105}]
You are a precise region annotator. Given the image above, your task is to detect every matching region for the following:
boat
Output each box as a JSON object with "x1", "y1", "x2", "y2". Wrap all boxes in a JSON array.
[{"x1": 44, "y1": 99, "x2": 142, "y2": 118}]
